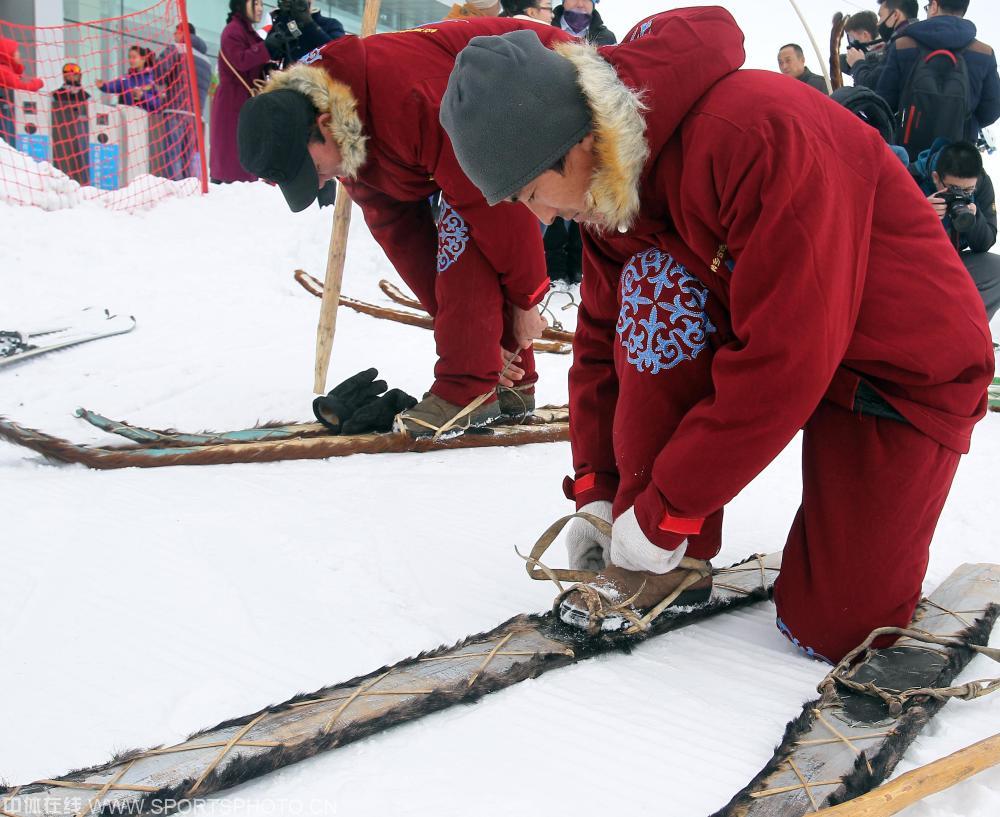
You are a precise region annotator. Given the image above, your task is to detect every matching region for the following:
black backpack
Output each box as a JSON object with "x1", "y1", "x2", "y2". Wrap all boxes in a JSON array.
[
  {"x1": 831, "y1": 86, "x2": 897, "y2": 145},
  {"x1": 896, "y1": 42, "x2": 971, "y2": 161}
]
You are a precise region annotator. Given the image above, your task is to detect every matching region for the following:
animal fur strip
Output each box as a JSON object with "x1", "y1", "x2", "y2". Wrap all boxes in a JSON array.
[
  {"x1": 0, "y1": 410, "x2": 569, "y2": 469},
  {"x1": 0, "y1": 554, "x2": 781, "y2": 817}
]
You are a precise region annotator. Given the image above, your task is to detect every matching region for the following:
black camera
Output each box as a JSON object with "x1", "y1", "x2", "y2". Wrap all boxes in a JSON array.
[
  {"x1": 847, "y1": 38, "x2": 884, "y2": 54},
  {"x1": 937, "y1": 186, "x2": 977, "y2": 233},
  {"x1": 277, "y1": 0, "x2": 310, "y2": 18}
]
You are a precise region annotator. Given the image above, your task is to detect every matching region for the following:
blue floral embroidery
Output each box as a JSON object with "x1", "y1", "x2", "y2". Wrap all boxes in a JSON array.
[
  {"x1": 616, "y1": 248, "x2": 716, "y2": 374},
  {"x1": 436, "y1": 199, "x2": 469, "y2": 273},
  {"x1": 776, "y1": 617, "x2": 833, "y2": 665}
]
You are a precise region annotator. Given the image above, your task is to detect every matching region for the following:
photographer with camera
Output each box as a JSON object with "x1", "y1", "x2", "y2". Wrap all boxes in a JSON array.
[
  {"x1": 842, "y1": 11, "x2": 885, "y2": 89},
  {"x1": 916, "y1": 139, "x2": 999, "y2": 320},
  {"x1": 843, "y1": 0, "x2": 917, "y2": 92},
  {"x1": 266, "y1": 0, "x2": 345, "y2": 68}
]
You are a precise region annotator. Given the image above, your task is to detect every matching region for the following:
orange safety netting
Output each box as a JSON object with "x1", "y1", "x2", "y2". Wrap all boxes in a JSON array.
[{"x1": 0, "y1": 0, "x2": 208, "y2": 209}]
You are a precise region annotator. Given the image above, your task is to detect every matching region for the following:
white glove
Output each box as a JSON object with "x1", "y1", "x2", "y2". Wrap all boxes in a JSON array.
[
  {"x1": 565, "y1": 500, "x2": 612, "y2": 571},
  {"x1": 609, "y1": 506, "x2": 688, "y2": 574}
]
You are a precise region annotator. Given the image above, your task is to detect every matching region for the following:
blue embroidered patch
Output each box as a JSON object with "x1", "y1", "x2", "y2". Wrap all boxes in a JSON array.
[
  {"x1": 616, "y1": 248, "x2": 716, "y2": 374},
  {"x1": 300, "y1": 48, "x2": 322, "y2": 65},
  {"x1": 436, "y1": 199, "x2": 469, "y2": 273},
  {"x1": 627, "y1": 19, "x2": 653, "y2": 42},
  {"x1": 776, "y1": 617, "x2": 833, "y2": 665}
]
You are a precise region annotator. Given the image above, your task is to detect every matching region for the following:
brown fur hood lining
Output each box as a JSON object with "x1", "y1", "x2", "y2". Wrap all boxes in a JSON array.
[
  {"x1": 261, "y1": 64, "x2": 368, "y2": 179},
  {"x1": 554, "y1": 41, "x2": 649, "y2": 233}
]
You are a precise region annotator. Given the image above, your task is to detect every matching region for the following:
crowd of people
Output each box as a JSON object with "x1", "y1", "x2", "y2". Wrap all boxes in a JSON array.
[{"x1": 0, "y1": 24, "x2": 212, "y2": 185}]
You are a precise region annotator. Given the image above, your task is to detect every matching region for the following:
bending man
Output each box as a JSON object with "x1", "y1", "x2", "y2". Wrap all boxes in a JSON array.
[{"x1": 441, "y1": 8, "x2": 994, "y2": 662}]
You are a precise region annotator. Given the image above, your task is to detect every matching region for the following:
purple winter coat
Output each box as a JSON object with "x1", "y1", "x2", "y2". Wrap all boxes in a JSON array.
[{"x1": 210, "y1": 16, "x2": 270, "y2": 182}]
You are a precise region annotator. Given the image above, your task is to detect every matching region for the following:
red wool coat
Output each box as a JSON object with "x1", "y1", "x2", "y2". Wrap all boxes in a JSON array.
[
  {"x1": 567, "y1": 8, "x2": 995, "y2": 548},
  {"x1": 210, "y1": 17, "x2": 270, "y2": 183},
  {"x1": 0, "y1": 38, "x2": 43, "y2": 92},
  {"x1": 314, "y1": 18, "x2": 572, "y2": 311}
]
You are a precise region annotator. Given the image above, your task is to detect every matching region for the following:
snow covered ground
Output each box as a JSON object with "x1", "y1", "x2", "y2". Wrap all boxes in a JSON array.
[{"x1": 3, "y1": 9, "x2": 1000, "y2": 815}]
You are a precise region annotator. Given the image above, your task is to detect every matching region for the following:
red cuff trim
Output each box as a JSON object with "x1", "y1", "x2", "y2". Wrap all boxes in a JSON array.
[
  {"x1": 525, "y1": 279, "x2": 550, "y2": 307},
  {"x1": 562, "y1": 473, "x2": 597, "y2": 500},
  {"x1": 657, "y1": 511, "x2": 705, "y2": 536},
  {"x1": 574, "y1": 473, "x2": 597, "y2": 494}
]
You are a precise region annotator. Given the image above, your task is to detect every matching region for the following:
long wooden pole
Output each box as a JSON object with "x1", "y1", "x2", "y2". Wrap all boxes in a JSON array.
[
  {"x1": 788, "y1": 0, "x2": 834, "y2": 94},
  {"x1": 817, "y1": 733, "x2": 1000, "y2": 816},
  {"x1": 312, "y1": 0, "x2": 382, "y2": 394}
]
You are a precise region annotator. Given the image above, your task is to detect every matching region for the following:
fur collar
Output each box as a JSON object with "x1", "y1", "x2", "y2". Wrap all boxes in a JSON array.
[
  {"x1": 261, "y1": 64, "x2": 368, "y2": 179},
  {"x1": 554, "y1": 41, "x2": 648, "y2": 233}
]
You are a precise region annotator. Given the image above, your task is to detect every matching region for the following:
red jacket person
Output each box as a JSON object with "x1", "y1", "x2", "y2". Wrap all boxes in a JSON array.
[
  {"x1": 237, "y1": 19, "x2": 568, "y2": 437},
  {"x1": 440, "y1": 8, "x2": 995, "y2": 661}
]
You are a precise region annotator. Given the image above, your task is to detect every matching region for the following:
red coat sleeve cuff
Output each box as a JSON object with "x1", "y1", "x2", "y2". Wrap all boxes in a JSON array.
[
  {"x1": 633, "y1": 484, "x2": 702, "y2": 551},
  {"x1": 563, "y1": 472, "x2": 618, "y2": 509},
  {"x1": 508, "y1": 277, "x2": 550, "y2": 311}
]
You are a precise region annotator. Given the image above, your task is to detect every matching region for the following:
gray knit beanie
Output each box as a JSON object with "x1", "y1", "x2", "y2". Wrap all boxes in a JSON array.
[{"x1": 440, "y1": 30, "x2": 592, "y2": 206}]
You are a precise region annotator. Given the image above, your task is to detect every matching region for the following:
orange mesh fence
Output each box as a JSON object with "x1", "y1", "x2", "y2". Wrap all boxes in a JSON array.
[{"x1": 0, "y1": 0, "x2": 208, "y2": 210}]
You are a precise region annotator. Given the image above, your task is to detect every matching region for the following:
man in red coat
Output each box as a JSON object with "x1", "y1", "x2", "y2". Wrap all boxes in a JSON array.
[
  {"x1": 441, "y1": 8, "x2": 995, "y2": 661},
  {"x1": 238, "y1": 19, "x2": 564, "y2": 436}
]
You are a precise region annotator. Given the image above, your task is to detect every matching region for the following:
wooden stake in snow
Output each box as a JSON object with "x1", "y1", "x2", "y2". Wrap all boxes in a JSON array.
[
  {"x1": 787, "y1": 0, "x2": 834, "y2": 94},
  {"x1": 817, "y1": 733, "x2": 1000, "y2": 816},
  {"x1": 313, "y1": 0, "x2": 382, "y2": 395}
]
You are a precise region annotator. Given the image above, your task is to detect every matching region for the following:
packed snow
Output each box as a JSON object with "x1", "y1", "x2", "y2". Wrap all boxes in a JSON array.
[{"x1": 2, "y1": 2, "x2": 1000, "y2": 815}]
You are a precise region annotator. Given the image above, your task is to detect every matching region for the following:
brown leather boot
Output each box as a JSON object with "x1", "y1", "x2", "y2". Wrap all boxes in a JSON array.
[{"x1": 558, "y1": 562, "x2": 713, "y2": 634}]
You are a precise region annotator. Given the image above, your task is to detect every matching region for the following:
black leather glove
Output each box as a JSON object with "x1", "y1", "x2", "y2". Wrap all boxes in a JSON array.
[
  {"x1": 312, "y1": 368, "x2": 387, "y2": 433},
  {"x1": 341, "y1": 388, "x2": 418, "y2": 435}
]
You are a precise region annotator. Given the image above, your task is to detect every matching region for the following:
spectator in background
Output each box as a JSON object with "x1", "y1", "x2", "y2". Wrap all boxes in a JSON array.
[
  {"x1": 100, "y1": 45, "x2": 166, "y2": 177},
  {"x1": 265, "y1": 0, "x2": 345, "y2": 68},
  {"x1": 878, "y1": 0, "x2": 999, "y2": 148},
  {"x1": 842, "y1": 11, "x2": 885, "y2": 88},
  {"x1": 552, "y1": 0, "x2": 615, "y2": 46},
  {"x1": 777, "y1": 43, "x2": 829, "y2": 94},
  {"x1": 211, "y1": 0, "x2": 270, "y2": 184},
  {"x1": 99, "y1": 46, "x2": 161, "y2": 112},
  {"x1": 0, "y1": 36, "x2": 44, "y2": 148},
  {"x1": 447, "y1": 1, "x2": 502, "y2": 19},
  {"x1": 50, "y1": 62, "x2": 90, "y2": 185},
  {"x1": 153, "y1": 23, "x2": 212, "y2": 180},
  {"x1": 914, "y1": 139, "x2": 999, "y2": 320},
  {"x1": 543, "y1": 0, "x2": 616, "y2": 285},
  {"x1": 846, "y1": 0, "x2": 918, "y2": 91},
  {"x1": 501, "y1": 0, "x2": 554, "y2": 25}
]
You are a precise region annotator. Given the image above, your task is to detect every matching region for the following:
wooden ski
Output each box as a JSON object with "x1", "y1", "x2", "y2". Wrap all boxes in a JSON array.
[
  {"x1": 294, "y1": 271, "x2": 573, "y2": 354},
  {"x1": 0, "y1": 408, "x2": 569, "y2": 469},
  {"x1": 0, "y1": 552, "x2": 781, "y2": 817}
]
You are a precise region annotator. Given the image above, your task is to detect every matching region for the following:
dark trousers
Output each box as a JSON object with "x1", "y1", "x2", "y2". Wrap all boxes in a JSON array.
[
  {"x1": 961, "y1": 251, "x2": 1000, "y2": 322},
  {"x1": 401, "y1": 198, "x2": 538, "y2": 406},
  {"x1": 543, "y1": 217, "x2": 583, "y2": 284}
]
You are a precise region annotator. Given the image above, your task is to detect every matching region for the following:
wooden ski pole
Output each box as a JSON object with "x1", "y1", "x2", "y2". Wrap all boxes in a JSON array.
[
  {"x1": 817, "y1": 733, "x2": 1000, "y2": 816},
  {"x1": 787, "y1": 0, "x2": 834, "y2": 94},
  {"x1": 312, "y1": 0, "x2": 382, "y2": 394}
]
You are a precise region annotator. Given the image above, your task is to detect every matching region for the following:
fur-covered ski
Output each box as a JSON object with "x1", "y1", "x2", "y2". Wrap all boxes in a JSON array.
[
  {"x1": 293, "y1": 271, "x2": 573, "y2": 354},
  {"x1": 830, "y1": 12, "x2": 848, "y2": 91},
  {"x1": 378, "y1": 278, "x2": 575, "y2": 344},
  {"x1": 713, "y1": 560, "x2": 1000, "y2": 817},
  {"x1": 0, "y1": 407, "x2": 570, "y2": 468},
  {"x1": 0, "y1": 309, "x2": 135, "y2": 368},
  {"x1": 0, "y1": 552, "x2": 780, "y2": 817}
]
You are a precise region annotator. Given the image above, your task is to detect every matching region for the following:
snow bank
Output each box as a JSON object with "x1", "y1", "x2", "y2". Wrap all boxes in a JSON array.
[{"x1": 0, "y1": 139, "x2": 199, "y2": 212}]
